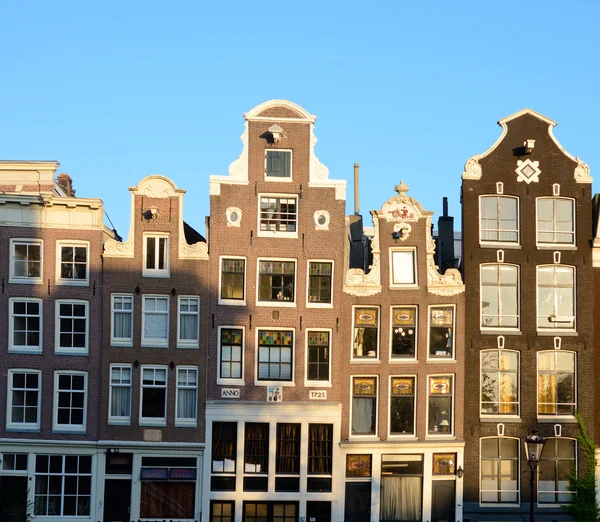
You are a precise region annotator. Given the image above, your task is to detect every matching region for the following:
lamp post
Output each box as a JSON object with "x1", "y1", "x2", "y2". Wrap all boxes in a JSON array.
[{"x1": 523, "y1": 428, "x2": 547, "y2": 522}]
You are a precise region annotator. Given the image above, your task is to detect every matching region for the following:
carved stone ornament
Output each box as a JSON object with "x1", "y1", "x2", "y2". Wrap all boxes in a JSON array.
[
  {"x1": 309, "y1": 129, "x2": 330, "y2": 181},
  {"x1": 136, "y1": 177, "x2": 179, "y2": 199},
  {"x1": 179, "y1": 240, "x2": 209, "y2": 259},
  {"x1": 574, "y1": 157, "x2": 593, "y2": 183},
  {"x1": 393, "y1": 222, "x2": 412, "y2": 241},
  {"x1": 462, "y1": 155, "x2": 483, "y2": 180},
  {"x1": 515, "y1": 159, "x2": 541, "y2": 184},
  {"x1": 103, "y1": 237, "x2": 134, "y2": 256},
  {"x1": 380, "y1": 181, "x2": 423, "y2": 223},
  {"x1": 228, "y1": 123, "x2": 249, "y2": 181},
  {"x1": 344, "y1": 212, "x2": 382, "y2": 295},
  {"x1": 226, "y1": 207, "x2": 242, "y2": 227},
  {"x1": 425, "y1": 217, "x2": 465, "y2": 295},
  {"x1": 314, "y1": 210, "x2": 330, "y2": 230}
]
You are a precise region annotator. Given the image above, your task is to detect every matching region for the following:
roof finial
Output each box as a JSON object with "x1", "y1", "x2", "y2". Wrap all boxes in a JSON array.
[{"x1": 395, "y1": 180, "x2": 409, "y2": 196}]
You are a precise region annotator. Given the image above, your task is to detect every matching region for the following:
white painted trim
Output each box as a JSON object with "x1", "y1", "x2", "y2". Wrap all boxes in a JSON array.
[
  {"x1": 141, "y1": 294, "x2": 170, "y2": 348},
  {"x1": 350, "y1": 305, "x2": 381, "y2": 362},
  {"x1": 349, "y1": 375, "x2": 379, "y2": 440},
  {"x1": 218, "y1": 255, "x2": 247, "y2": 306},
  {"x1": 389, "y1": 305, "x2": 418, "y2": 362},
  {"x1": 254, "y1": 327, "x2": 296, "y2": 386},
  {"x1": 387, "y1": 374, "x2": 417, "y2": 438},
  {"x1": 536, "y1": 437, "x2": 577, "y2": 507},
  {"x1": 256, "y1": 257, "x2": 298, "y2": 307},
  {"x1": 536, "y1": 350, "x2": 577, "y2": 419},
  {"x1": 176, "y1": 295, "x2": 200, "y2": 348},
  {"x1": 55, "y1": 239, "x2": 90, "y2": 286},
  {"x1": 478, "y1": 436, "x2": 521, "y2": 507},
  {"x1": 257, "y1": 193, "x2": 299, "y2": 239},
  {"x1": 7, "y1": 369, "x2": 41, "y2": 431},
  {"x1": 217, "y1": 325, "x2": 246, "y2": 386},
  {"x1": 54, "y1": 299, "x2": 89, "y2": 355},
  {"x1": 426, "y1": 304, "x2": 456, "y2": 362},
  {"x1": 53, "y1": 370, "x2": 88, "y2": 433},
  {"x1": 139, "y1": 365, "x2": 168, "y2": 427},
  {"x1": 175, "y1": 365, "x2": 199, "y2": 427},
  {"x1": 425, "y1": 373, "x2": 455, "y2": 438},
  {"x1": 304, "y1": 328, "x2": 333, "y2": 387},
  {"x1": 305, "y1": 259, "x2": 334, "y2": 308},
  {"x1": 479, "y1": 263, "x2": 520, "y2": 332},
  {"x1": 264, "y1": 149, "x2": 293, "y2": 181},
  {"x1": 8, "y1": 238, "x2": 43, "y2": 285},
  {"x1": 244, "y1": 100, "x2": 316, "y2": 123},
  {"x1": 479, "y1": 349, "x2": 521, "y2": 419},
  {"x1": 535, "y1": 196, "x2": 576, "y2": 248},
  {"x1": 142, "y1": 232, "x2": 170, "y2": 278},
  {"x1": 8, "y1": 297, "x2": 43, "y2": 354},
  {"x1": 108, "y1": 364, "x2": 132, "y2": 425},
  {"x1": 388, "y1": 247, "x2": 418, "y2": 288},
  {"x1": 478, "y1": 195, "x2": 520, "y2": 246},
  {"x1": 535, "y1": 264, "x2": 576, "y2": 333},
  {"x1": 110, "y1": 293, "x2": 134, "y2": 347}
]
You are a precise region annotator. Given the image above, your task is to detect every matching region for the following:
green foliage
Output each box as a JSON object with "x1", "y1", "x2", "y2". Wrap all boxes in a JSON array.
[{"x1": 564, "y1": 410, "x2": 600, "y2": 521}]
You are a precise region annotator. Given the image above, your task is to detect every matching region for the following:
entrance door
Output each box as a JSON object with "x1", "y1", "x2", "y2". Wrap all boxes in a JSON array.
[
  {"x1": 0, "y1": 476, "x2": 27, "y2": 522},
  {"x1": 103, "y1": 479, "x2": 132, "y2": 522},
  {"x1": 431, "y1": 480, "x2": 455, "y2": 522},
  {"x1": 345, "y1": 482, "x2": 371, "y2": 522}
]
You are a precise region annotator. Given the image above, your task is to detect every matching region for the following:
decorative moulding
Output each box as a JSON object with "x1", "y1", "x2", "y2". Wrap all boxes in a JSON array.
[
  {"x1": 379, "y1": 181, "x2": 427, "y2": 222},
  {"x1": 226, "y1": 207, "x2": 242, "y2": 227},
  {"x1": 462, "y1": 155, "x2": 483, "y2": 180},
  {"x1": 425, "y1": 216, "x2": 465, "y2": 296},
  {"x1": 314, "y1": 210, "x2": 330, "y2": 230},
  {"x1": 515, "y1": 159, "x2": 541, "y2": 184},
  {"x1": 244, "y1": 99, "x2": 316, "y2": 123},
  {"x1": 344, "y1": 212, "x2": 382, "y2": 296},
  {"x1": 574, "y1": 158, "x2": 592, "y2": 184},
  {"x1": 132, "y1": 175, "x2": 185, "y2": 198}
]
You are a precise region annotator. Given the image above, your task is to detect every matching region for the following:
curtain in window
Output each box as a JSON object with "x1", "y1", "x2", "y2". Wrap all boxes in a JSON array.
[
  {"x1": 113, "y1": 311, "x2": 131, "y2": 339},
  {"x1": 110, "y1": 386, "x2": 130, "y2": 417},
  {"x1": 245, "y1": 423, "x2": 269, "y2": 473},
  {"x1": 140, "y1": 482, "x2": 194, "y2": 518},
  {"x1": 145, "y1": 314, "x2": 167, "y2": 339},
  {"x1": 276, "y1": 424, "x2": 300, "y2": 473},
  {"x1": 380, "y1": 476, "x2": 421, "y2": 520},
  {"x1": 352, "y1": 397, "x2": 374, "y2": 434},
  {"x1": 308, "y1": 425, "x2": 332, "y2": 474},
  {"x1": 212, "y1": 423, "x2": 236, "y2": 472},
  {"x1": 177, "y1": 388, "x2": 196, "y2": 420},
  {"x1": 180, "y1": 313, "x2": 198, "y2": 340}
]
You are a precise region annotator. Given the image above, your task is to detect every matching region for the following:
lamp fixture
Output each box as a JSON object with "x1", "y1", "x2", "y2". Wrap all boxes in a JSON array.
[
  {"x1": 524, "y1": 139, "x2": 535, "y2": 153},
  {"x1": 392, "y1": 230, "x2": 402, "y2": 242},
  {"x1": 455, "y1": 466, "x2": 464, "y2": 479},
  {"x1": 268, "y1": 124, "x2": 284, "y2": 143}
]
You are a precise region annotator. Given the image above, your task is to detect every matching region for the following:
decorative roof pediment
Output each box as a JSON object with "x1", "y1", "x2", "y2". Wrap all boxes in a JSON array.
[
  {"x1": 244, "y1": 100, "x2": 316, "y2": 123},
  {"x1": 377, "y1": 181, "x2": 428, "y2": 222}
]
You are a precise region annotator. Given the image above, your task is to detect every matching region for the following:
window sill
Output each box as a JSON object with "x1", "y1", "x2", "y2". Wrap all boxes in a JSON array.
[
  {"x1": 350, "y1": 359, "x2": 380, "y2": 364},
  {"x1": 388, "y1": 358, "x2": 418, "y2": 363},
  {"x1": 8, "y1": 278, "x2": 43, "y2": 285},
  {"x1": 480, "y1": 416, "x2": 521, "y2": 423},
  {"x1": 537, "y1": 330, "x2": 578, "y2": 336},
  {"x1": 480, "y1": 329, "x2": 521, "y2": 335},
  {"x1": 425, "y1": 434, "x2": 455, "y2": 439},
  {"x1": 142, "y1": 271, "x2": 171, "y2": 278},
  {"x1": 55, "y1": 350, "x2": 89, "y2": 356},
  {"x1": 108, "y1": 419, "x2": 131, "y2": 426},
  {"x1": 256, "y1": 300, "x2": 297, "y2": 308},
  {"x1": 537, "y1": 244, "x2": 577, "y2": 250},
  {"x1": 306, "y1": 302, "x2": 334, "y2": 309},
  {"x1": 218, "y1": 299, "x2": 247, "y2": 307},
  {"x1": 349, "y1": 435, "x2": 379, "y2": 440},
  {"x1": 388, "y1": 434, "x2": 417, "y2": 440},
  {"x1": 389, "y1": 285, "x2": 420, "y2": 290},
  {"x1": 426, "y1": 358, "x2": 456, "y2": 363},
  {"x1": 305, "y1": 381, "x2": 332, "y2": 388},
  {"x1": 6, "y1": 426, "x2": 40, "y2": 432},
  {"x1": 255, "y1": 380, "x2": 295, "y2": 387},
  {"x1": 8, "y1": 348, "x2": 42, "y2": 354},
  {"x1": 53, "y1": 427, "x2": 86, "y2": 434},
  {"x1": 177, "y1": 342, "x2": 200, "y2": 349},
  {"x1": 256, "y1": 231, "x2": 299, "y2": 239},
  {"x1": 141, "y1": 342, "x2": 169, "y2": 348},
  {"x1": 175, "y1": 421, "x2": 198, "y2": 428},
  {"x1": 139, "y1": 419, "x2": 167, "y2": 427},
  {"x1": 479, "y1": 502, "x2": 520, "y2": 508},
  {"x1": 110, "y1": 340, "x2": 133, "y2": 348},
  {"x1": 217, "y1": 378, "x2": 245, "y2": 386},
  {"x1": 537, "y1": 416, "x2": 577, "y2": 424},
  {"x1": 479, "y1": 242, "x2": 521, "y2": 249},
  {"x1": 55, "y1": 279, "x2": 89, "y2": 287},
  {"x1": 265, "y1": 176, "x2": 293, "y2": 182}
]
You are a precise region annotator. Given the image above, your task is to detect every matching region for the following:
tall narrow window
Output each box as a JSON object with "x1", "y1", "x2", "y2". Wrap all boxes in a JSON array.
[
  {"x1": 353, "y1": 307, "x2": 379, "y2": 359},
  {"x1": 390, "y1": 249, "x2": 417, "y2": 286},
  {"x1": 54, "y1": 372, "x2": 87, "y2": 431},
  {"x1": 307, "y1": 331, "x2": 330, "y2": 382},
  {"x1": 244, "y1": 423, "x2": 269, "y2": 474},
  {"x1": 212, "y1": 422, "x2": 237, "y2": 473},
  {"x1": 258, "y1": 260, "x2": 296, "y2": 302},
  {"x1": 308, "y1": 424, "x2": 333, "y2": 474},
  {"x1": 538, "y1": 438, "x2": 576, "y2": 504},
  {"x1": 428, "y1": 306, "x2": 454, "y2": 359},
  {"x1": 276, "y1": 423, "x2": 301, "y2": 474},
  {"x1": 308, "y1": 262, "x2": 332, "y2": 304},
  {"x1": 537, "y1": 351, "x2": 576, "y2": 416},
  {"x1": 257, "y1": 330, "x2": 293, "y2": 382},
  {"x1": 480, "y1": 264, "x2": 519, "y2": 329},
  {"x1": 111, "y1": 294, "x2": 133, "y2": 345},
  {"x1": 352, "y1": 377, "x2": 377, "y2": 436},
  {"x1": 9, "y1": 298, "x2": 42, "y2": 352},
  {"x1": 390, "y1": 377, "x2": 415, "y2": 435},
  {"x1": 57, "y1": 242, "x2": 89, "y2": 284},
  {"x1": 480, "y1": 196, "x2": 519, "y2": 243},
  {"x1": 142, "y1": 296, "x2": 169, "y2": 347},
  {"x1": 391, "y1": 307, "x2": 417, "y2": 359},
  {"x1": 537, "y1": 197, "x2": 575, "y2": 245},
  {"x1": 144, "y1": 234, "x2": 169, "y2": 276},
  {"x1": 219, "y1": 327, "x2": 243, "y2": 381},
  {"x1": 109, "y1": 365, "x2": 132, "y2": 424},
  {"x1": 427, "y1": 375, "x2": 453, "y2": 435},
  {"x1": 480, "y1": 437, "x2": 519, "y2": 503},
  {"x1": 178, "y1": 297, "x2": 200, "y2": 347},
  {"x1": 56, "y1": 300, "x2": 88, "y2": 354},
  {"x1": 265, "y1": 150, "x2": 292, "y2": 179},
  {"x1": 140, "y1": 367, "x2": 167, "y2": 425},
  {"x1": 176, "y1": 367, "x2": 198, "y2": 425},
  {"x1": 537, "y1": 265, "x2": 575, "y2": 330},
  {"x1": 8, "y1": 370, "x2": 41, "y2": 429},
  {"x1": 220, "y1": 258, "x2": 245, "y2": 302},
  {"x1": 480, "y1": 350, "x2": 519, "y2": 416},
  {"x1": 10, "y1": 239, "x2": 42, "y2": 282}
]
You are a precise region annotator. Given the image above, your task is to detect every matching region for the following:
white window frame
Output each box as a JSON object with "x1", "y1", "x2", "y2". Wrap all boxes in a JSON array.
[
  {"x1": 537, "y1": 437, "x2": 577, "y2": 506},
  {"x1": 142, "y1": 233, "x2": 170, "y2": 278},
  {"x1": 218, "y1": 256, "x2": 247, "y2": 306},
  {"x1": 304, "y1": 328, "x2": 332, "y2": 387},
  {"x1": 480, "y1": 263, "x2": 520, "y2": 331},
  {"x1": 9, "y1": 238, "x2": 43, "y2": 284},
  {"x1": 0, "y1": 453, "x2": 29, "y2": 474},
  {"x1": 7, "y1": 369, "x2": 41, "y2": 431},
  {"x1": 265, "y1": 149, "x2": 293, "y2": 181},
  {"x1": 479, "y1": 195, "x2": 520, "y2": 246},
  {"x1": 389, "y1": 247, "x2": 418, "y2": 288},
  {"x1": 349, "y1": 375, "x2": 379, "y2": 439},
  {"x1": 536, "y1": 197, "x2": 576, "y2": 247},
  {"x1": 479, "y1": 436, "x2": 520, "y2": 506},
  {"x1": 479, "y1": 349, "x2": 520, "y2": 419},
  {"x1": 257, "y1": 194, "x2": 299, "y2": 238},
  {"x1": 256, "y1": 258, "x2": 297, "y2": 307},
  {"x1": 425, "y1": 374, "x2": 454, "y2": 438},
  {"x1": 536, "y1": 265, "x2": 576, "y2": 332},
  {"x1": 140, "y1": 365, "x2": 168, "y2": 426},
  {"x1": 217, "y1": 325, "x2": 245, "y2": 385},
  {"x1": 306, "y1": 260, "x2": 334, "y2": 308},
  {"x1": 177, "y1": 295, "x2": 200, "y2": 348},
  {"x1": 388, "y1": 375, "x2": 417, "y2": 438},
  {"x1": 110, "y1": 293, "x2": 134, "y2": 347},
  {"x1": 389, "y1": 305, "x2": 418, "y2": 362},
  {"x1": 426, "y1": 304, "x2": 456, "y2": 361},
  {"x1": 54, "y1": 299, "x2": 89, "y2": 355},
  {"x1": 537, "y1": 350, "x2": 576, "y2": 420},
  {"x1": 141, "y1": 295, "x2": 170, "y2": 348},
  {"x1": 255, "y1": 328, "x2": 296, "y2": 386},
  {"x1": 55, "y1": 240, "x2": 90, "y2": 286},
  {"x1": 175, "y1": 366, "x2": 198, "y2": 427},
  {"x1": 53, "y1": 371, "x2": 87, "y2": 432},
  {"x1": 8, "y1": 297, "x2": 43, "y2": 353},
  {"x1": 108, "y1": 364, "x2": 132, "y2": 425},
  {"x1": 351, "y1": 305, "x2": 381, "y2": 361}
]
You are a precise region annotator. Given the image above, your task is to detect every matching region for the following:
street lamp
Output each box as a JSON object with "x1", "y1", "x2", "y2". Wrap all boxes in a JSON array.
[{"x1": 523, "y1": 428, "x2": 547, "y2": 522}]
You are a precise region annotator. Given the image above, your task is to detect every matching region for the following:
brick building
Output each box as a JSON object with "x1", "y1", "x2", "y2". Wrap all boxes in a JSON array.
[
  {"x1": 0, "y1": 162, "x2": 106, "y2": 521},
  {"x1": 461, "y1": 109, "x2": 594, "y2": 520},
  {"x1": 340, "y1": 181, "x2": 465, "y2": 521},
  {"x1": 100, "y1": 175, "x2": 209, "y2": 521}
]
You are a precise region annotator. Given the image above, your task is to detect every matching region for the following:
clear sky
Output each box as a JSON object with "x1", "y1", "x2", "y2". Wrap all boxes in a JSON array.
[{"x1": 2, "y1": 0, "x2": 599, "y2": 236}]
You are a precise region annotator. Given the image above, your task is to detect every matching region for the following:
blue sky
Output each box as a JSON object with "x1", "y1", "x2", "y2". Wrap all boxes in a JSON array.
[{"x1": 2, "y1": 0, "x2": 599, "y2": 235}]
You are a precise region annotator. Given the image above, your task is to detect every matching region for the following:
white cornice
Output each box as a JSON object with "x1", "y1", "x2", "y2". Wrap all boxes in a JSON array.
[
  {"x1": 498, "y1": 108, "x2": 557, "y2": 126},
  {"x1": 0, "y1": 160, "x2": 59, "y2": 171},
  {"x1": 244, "y1": 100, "x2": 316, "y2": 123}
]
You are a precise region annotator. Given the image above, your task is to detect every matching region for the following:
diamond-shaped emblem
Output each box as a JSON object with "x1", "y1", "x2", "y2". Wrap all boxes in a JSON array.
[{"x1": 516, "y1": 159, "x2": 541, "y2": 184}]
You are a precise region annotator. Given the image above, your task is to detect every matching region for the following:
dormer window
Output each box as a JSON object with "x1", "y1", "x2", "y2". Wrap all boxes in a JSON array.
[{"x1": 265, "y1": 150, "x2": 292, "y2": 180}]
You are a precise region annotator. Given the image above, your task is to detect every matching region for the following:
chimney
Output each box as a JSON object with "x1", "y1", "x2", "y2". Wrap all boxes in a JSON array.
[
  {"x1": 354, "y1": 163, "x2": 360, "y2": 215},
  {"x1": 57, "y1": 173, "x2": 76, "y2": 197},
  {"x1": 443, "y1": 196, "x2": 448, "y2": 217}
]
